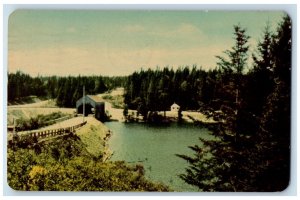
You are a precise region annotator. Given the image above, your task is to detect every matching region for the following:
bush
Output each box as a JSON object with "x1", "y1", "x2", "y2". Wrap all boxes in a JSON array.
[
  {"x1": 16, "y1": 112, "x2": 69, "y2": 131},
  {"x1": 7, "y1": 134, "x2": 170, "y2": 191}
]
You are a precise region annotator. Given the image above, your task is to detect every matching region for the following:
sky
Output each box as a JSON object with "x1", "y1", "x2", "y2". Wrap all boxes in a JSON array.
[{"x1": 8, "y1": 10, "x2": 285, "y2": 77}]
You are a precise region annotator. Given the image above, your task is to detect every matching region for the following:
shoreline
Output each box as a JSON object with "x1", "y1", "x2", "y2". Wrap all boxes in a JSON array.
[
  {"x1": 107, "y1": 106, "x2": 218, "y2": 125},
  {"x1": 102, "y1": 129, "x2": 113, "y2": 162},
  {"x1": 100, "y1": 105, "x2": 220, "y2": 162}
]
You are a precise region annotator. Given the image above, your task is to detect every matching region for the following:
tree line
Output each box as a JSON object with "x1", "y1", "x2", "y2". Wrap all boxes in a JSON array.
[
  {"x1": 7, "y1": 72, "x2": 127, "y2": 107},
  {"x1": 124, "y1": 66, "x2": 218, "y2": 113},
  {"x1": 7, "y1": 14, "x2": 291, "y2": 192},
  {"x1": 122, "y1": 15, "x2": 291, "y2": 191},
  {"x1": 176, "y1": 15, "x2": 291, "y2": 191}
]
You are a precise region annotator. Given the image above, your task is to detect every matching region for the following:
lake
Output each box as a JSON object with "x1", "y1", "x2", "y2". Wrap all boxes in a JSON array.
[{"x1": 105, "y1": 121, "x2": 214, "y2": 192}]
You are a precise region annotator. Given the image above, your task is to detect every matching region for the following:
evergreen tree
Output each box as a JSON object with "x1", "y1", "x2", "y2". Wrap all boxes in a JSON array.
[
  {"x1": 216, "y1": 24, "x2": 250, "y2": 110},
  {"x1": 177, "y1": 25, "x2": 256, "y2": 191},
  {"x1": 216, "y1": 25, "x2": 250, "y2": 75},
  {"x1": 8, "y1": 70, "x2": 127, "y2": 107},
  {"x1": 177, "y1": 16, "x2": 291, "y2": 192},
  {"x1": 146, "y1": 78, "x2": 156, "y2": 111},
  {"x1": 253, "y1": 15, "x2": 291, "y2": 191},
  {"x1": 247, "y1": 23, "x2": 274, "y2": 115}
]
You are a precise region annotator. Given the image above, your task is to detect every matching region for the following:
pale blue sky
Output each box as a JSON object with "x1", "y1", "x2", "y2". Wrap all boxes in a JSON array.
[{"x1": 8, "y1": 10, "x2": 285, "y2": 76}]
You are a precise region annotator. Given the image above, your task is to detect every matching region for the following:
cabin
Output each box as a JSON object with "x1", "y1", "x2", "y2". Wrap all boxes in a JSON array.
[
  {"x1": 76, "y1": 95, "x2": 105, "y2": 121},
  {"x1": 170, "y1": 103, "x2": 180, "y2": 112}
]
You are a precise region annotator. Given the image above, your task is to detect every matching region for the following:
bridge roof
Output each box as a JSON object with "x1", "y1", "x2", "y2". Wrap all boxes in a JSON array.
[
  {"x1": 86, "y1": 95, "x2": 103, "y2": 103},
  {"x1": 76, "y1": 95, "x2": 104, "y2": 108}
]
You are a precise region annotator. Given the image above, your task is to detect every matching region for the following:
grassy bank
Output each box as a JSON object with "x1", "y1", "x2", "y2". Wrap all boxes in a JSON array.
[
  {"x1": 75, "y1": 117, "x2": 111, "y2": 159},
  {"x1": 14, "y1": 112, "x2": 72, "y2": 132},
  {"x1": 7, "y1": 118, "x2": 169, "y2": 191}
]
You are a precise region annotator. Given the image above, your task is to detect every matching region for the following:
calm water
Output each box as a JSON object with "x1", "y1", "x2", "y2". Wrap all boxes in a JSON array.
[{"x1": 105, "y1": 121, "x2": 214, "y2": 192}]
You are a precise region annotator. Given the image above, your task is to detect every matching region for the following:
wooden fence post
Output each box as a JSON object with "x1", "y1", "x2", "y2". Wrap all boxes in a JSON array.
[{"x1": 17, "y1": 119, "x2": 88, "y2": 144}]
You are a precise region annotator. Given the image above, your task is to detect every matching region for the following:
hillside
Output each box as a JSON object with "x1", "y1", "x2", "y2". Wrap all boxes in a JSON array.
[
  {"x1": 75, "y1": 117, "x2": 111, "y2": 159},
  {"x1": 7, "y1": 124, "x2": 170, "y2": 191},
  {"x1": 7, "y1": 98, "x2": 75, "y2": 125},
  {"x1": 7, "y1": 95, "x2": 47, "y2": 106}
]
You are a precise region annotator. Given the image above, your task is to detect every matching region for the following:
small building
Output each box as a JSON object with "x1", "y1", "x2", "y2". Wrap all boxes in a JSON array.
[
  {"x1": 76, "y1": 95, "x2": 105, "y2": 121},
  {"x1": 170, "y1": 103, "x2": 180, "y2": 112}
]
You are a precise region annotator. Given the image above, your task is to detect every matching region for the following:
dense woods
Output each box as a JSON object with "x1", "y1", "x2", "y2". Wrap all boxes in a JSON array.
[
  {"x1": 123, "y1": 66, "x2": 218, "y2": 119},
  {"x1": 177, "y1": 15, "x2": 291, "y2": 191},
  {"x1": 7, "y1": 72, "x2": 127, "y2": 107},
  {"x1": 7, "y1": 14, "x2": 291, "y2": 192}
]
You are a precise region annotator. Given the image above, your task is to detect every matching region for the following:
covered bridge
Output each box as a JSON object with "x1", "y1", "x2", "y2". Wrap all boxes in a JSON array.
[{"x1": 76, "y1": 95, "x2": 105, "y2": 121}]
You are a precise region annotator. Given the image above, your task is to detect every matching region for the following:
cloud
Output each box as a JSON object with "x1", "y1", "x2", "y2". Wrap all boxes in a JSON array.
[{"x1": 8, "y1": 42, "x2": 229, "y2": 76}]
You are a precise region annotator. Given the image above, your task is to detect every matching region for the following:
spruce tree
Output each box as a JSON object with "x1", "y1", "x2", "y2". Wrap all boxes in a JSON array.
[
  {"x1": 248, "y1": 23, "x2": 274, "y2": 115},
  {"x1": 177, "y1": 24, "x2": 254, "y2": 191},
  {"x1": 177, "y1": 16, "x2": 292, "y2": 192},
  {"x1": 253, "y1": 15, "x2": 291, "y2": 191}
]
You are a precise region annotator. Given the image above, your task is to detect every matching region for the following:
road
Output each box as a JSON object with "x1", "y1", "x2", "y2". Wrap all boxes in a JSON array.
[
  {"x1": 8, "y1": 99, "x2": 53, "y2": 108},
  {"x1": 7, "y1": 100, "x2": 75, "y2": 125},
  {"x1": 96, "y1": 89, "x2": 125, "y2": 121},
  {"x1": 39, "y1": 116, "x2": 85, "y2": 130}
]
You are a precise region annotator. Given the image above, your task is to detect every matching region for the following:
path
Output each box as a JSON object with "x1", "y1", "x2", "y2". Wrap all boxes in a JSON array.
[
  {"x1": 104, "y1": 101, "x2": 124, "y2": 121},
  {"x1": 7, "y1": 100, "x2": 75, "y2": 125},
  {"x1": 8, "y1": 99, "x2": 53, "y2": 108},
  {"x1": 97, "y1": 88, "x2": 125, "y2": 121},
  {"x1": 96, "y1": 88, "x2": 215, "y2": 123},
  {"x1": 40, "y1": 116, "x2": 85, "y2": 130}
]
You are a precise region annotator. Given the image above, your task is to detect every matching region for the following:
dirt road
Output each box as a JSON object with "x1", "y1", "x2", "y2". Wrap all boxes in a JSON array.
[
  {"x1": 96, "y1": 88, "x2": 125, "y2": 121},
  {"x1": 7, "y1": 100, "x2": 75, "y2": 125},
  {"x1": 39, "y1": 116, "x2": 85, "y2": 130}
]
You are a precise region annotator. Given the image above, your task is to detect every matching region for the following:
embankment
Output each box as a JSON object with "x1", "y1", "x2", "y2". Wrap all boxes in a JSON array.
[{"x1": 75, "y1": 116, "x2": 113, "y2": 161}]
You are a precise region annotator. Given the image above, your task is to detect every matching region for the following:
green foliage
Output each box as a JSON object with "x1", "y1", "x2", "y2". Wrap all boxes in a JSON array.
[
  {"x1": 177, "y1": 16, "x2": 291, "y2": 192},
  {"x1": 252, "y1": 15, "x2": 291, "y2": 191},
  {"x1": 7, "y1": 133, "x2": 169, "y2": 191},
  {"x1": 247, "y1": 23, "x2": 274, "y2": 115},
  {"x1": 15, "y1": 112, "x2": 69, "y2": 131},
  {"x1": 123, "y1": 104, "x2": 129, "y2": 117},
  {"x1": 124, "y1": 66, "x2": 218, "y2": 119},
  {"x1": 8, "y1": 73, "x2": 127, "y2": 107},
  {"x1": 102, "y1": 94, "x2": 124, "y2": 109},
  {"x1": 216, "y1": 25, "x2": 250, "y2": 75},
  {"x1": 7, "y1": 72, "x2": 47, "y2": 102},
  {"x1": 7, "y1": 14, "x2": 291, "y2": 193},
  {"x1": 7, "y1": 148, "x2": 36, "y2": 190},
  {"x1": 102, "y1": 94, "x2": 113, "y2": 100}
]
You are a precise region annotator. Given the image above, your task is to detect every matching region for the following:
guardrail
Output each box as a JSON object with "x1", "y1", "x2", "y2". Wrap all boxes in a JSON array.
[
  {"x1": 7, "y1": 114, "x2": 76, "y2": 132},
  {"x1": 17, "y1": 121, "x2": 87, "y2": 141}
]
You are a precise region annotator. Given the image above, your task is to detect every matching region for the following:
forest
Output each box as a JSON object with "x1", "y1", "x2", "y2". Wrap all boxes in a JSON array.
[
  {"x1": 7, "y1": 72, "x2": 127, "y2": 107},
  {"x1": 7, "y1": 14, "x2": 291, "y2": 192},
  {"x1": 117, "y1": 15, "x2": 291, "y2": 191},
  {"x1": 124, "y1": 66, "x2": 217, "y2": 113},
  {"x1": 175, "y1": 16, "x2": 291, "y2": 191}
]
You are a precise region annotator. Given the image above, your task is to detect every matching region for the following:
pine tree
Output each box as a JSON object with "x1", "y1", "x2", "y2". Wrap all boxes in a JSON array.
[
  {"x1": 247, "y1": 23, "x2": 274, "y2": 115},
  {"x1": 253, "y1": 15, "x2": 291, "y2": 191},
  {"x1": 216, "y1": 25, "x2": 250, "y2": 75},
  {"x1": 177, "y1": 16, "x2": 292, "y2": 192},
  {"x1": 177, "y1": 24, "x2": 254, "y2": 191}
]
